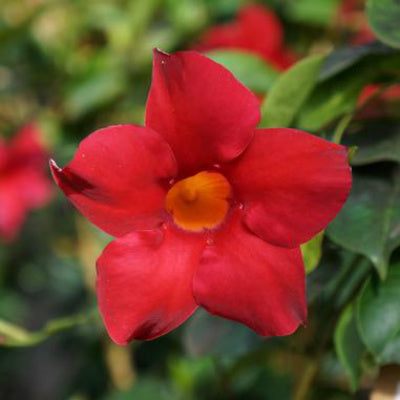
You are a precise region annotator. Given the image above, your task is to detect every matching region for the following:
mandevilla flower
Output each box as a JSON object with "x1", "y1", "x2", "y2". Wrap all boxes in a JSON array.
[
  {"x1": 195, "y1": 4, "x2": 297, "y2": 71},
  {"x1": 50, "y1": 50, "x2": 351, "y2": 345},
  {"x1": 0, "y1": 123, "x2": 52, "y2": 241}
]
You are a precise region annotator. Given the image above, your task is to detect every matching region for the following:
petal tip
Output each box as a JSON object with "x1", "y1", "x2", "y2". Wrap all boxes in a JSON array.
[
  {"x1": 49, "y1": 158, "x2": 60, "y2": 170},
  {"x1": 49, "y1": 159, "x2": 62, "y2": 183},
  {"x1": 153, "y1": 48, "x2": 170, "y2": 60}
]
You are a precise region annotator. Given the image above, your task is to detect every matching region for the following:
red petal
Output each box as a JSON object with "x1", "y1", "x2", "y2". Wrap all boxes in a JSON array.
[
  {"x1": 193, "y1": 209, "x2": 306, "y2": 337},
  {"x1": 145, "y1": 50, "x2": 260, "y2": 174},
  {"x1": 195, "y1": 24, "x2": 245, "y2": 51},
  {"x1": 0, "y1": 184, "x2": 26, "y2": 241},
  {"x1": 9, "y1": 123, "x2": 48, "y2": 167},
  {"x1": 8, "y1": 168, "x2": 52, "y2": 209},
  {"x1": 4, "y1": 123, "x2": 52, "y2": 206},
  {"x1": 238, "y1": 5, "x2": 284, "y2": 59},
  {"x1": 0, "y1": 123, "x2": 52, "y2": 241},
  {"x1": 238, "y1": 5, "x2": 297, "y2": 70},
  {"x1": 50, "y1": 125, "x2": 177, "y2": 237},
  {"x1": 195, "y1": 5, "x2": 294, "y2": 71},
  {"x1": 268, "y1": 48, "x2": 298, "y2": 71},
  {"x1": 226, "y1": 129, "x2": 352, "y2": 248},
  {"x1": 96, "y1": 227, "x2": 205, "y2": 343}
]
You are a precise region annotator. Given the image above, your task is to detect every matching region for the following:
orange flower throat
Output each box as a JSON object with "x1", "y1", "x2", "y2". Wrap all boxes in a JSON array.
[{"x1": 166, "y1": 171, "x2": 231, "y2": 231}]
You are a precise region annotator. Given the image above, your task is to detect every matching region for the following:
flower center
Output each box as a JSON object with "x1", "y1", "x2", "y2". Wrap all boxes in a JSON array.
[{"x1": 166, "y1": 171, "x2": 231, "y2": 232}]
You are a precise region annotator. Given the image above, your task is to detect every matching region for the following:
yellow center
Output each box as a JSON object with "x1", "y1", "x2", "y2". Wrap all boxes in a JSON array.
[{"x1": 165, "y1": 171, "x2": 231, "y2": 232}]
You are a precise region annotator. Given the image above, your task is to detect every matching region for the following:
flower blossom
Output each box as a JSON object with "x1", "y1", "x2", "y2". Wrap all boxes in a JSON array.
[
  {"x1": 194, "y1": 4, "x2": 297, "y2": 71},
  {"x1": 51, "y1": 50, "x2": 351, "y2": 344},
  {"x1": 0, "y1": 123, "x2": 52, "y2": 241}
]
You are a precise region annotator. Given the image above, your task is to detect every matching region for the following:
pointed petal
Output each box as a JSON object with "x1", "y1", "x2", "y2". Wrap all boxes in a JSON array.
[
  {"x1": 51, "y1": 125, "x2": 177, "y2": 237},
  {"x1": 96, "y1": 227, "x2": 205, "y2": 343},
  {"x1": 193, "y1": 210, "x2": 306, "y2": 337},
  {"x1": 145, "y1": 50, "x2": 260, "y2": 173},
  {"x1": 226, "y1": 129, "x2": 352, "y2": 248}
]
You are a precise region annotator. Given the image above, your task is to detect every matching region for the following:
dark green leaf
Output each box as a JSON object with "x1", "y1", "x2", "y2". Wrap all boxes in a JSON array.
[
  {"x1": 260, "y1": 54, "x2": 325, "y2": 128},
  {"x1": 327, "y1": 171, "x2": 400, "y2": 279},
  {"x1": 343, "y1": 123, "x2": 400, "y2": 165},
  {"x1": 183, "y1": 309, "x2": 262, "y2": 360},
  {"x1": 103, "y1": 378, "x2": 178, "y2": 400},
  {"x1": 297, "y1": 73, "x2": 363, "y2": 131},
  {"x1": 206, "y1": 50, "x2": 279, "y2": 94},
  {"x1": 367, "y1": 0, "x2": 400, "y2": 49},
  {"x1": 334, "y1": 304, "x2": 366, "y2": 390},
  {"x1": 319, "y1": 42, "x2": 395, "y2": 81},
  {"x1": 357, "y1": 264, "x2": 400, "y2": 364},
  {"x1": 379, "y1": 335, "x2": 400, "y2": 364}
]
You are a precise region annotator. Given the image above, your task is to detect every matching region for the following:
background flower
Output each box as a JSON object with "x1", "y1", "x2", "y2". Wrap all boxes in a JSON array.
[
  {"x1": 195, "y1": 4, "x2": 297, "y2": 71},
  {"x1": 0, "y1": 124, "x2": 52, "y2": 241}
]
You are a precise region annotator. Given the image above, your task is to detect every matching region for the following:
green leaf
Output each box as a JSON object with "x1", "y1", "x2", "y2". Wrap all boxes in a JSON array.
[
  {"x1": 378, "y1": 335, "x2": 400, "y2": 364},
  {"x1": 367, "y1": 0, "x2": 400, "y2": 49},
  {"x1": 259, "y1": 54, "x2": 325, "y2": 128},
  {"x1": 166, "y1": 0, "x2": 208, "y2": 33},
  {"x1": 347, "y1": 146, "x2": 358, "y2": 164},
  {"x1": 203, "y1": 0, "x2": 241, "y2": 18},
  {"x1": 343, "y1": 123, "x2": 400, "y2": 165},
  {"x1": 206, "y1": 50, "x2": 279, "y2": 94},
  {"x1": 64, "y1": 68, "x2": 126, "y2": 120},
  {"x1": 297, "y1": 73, "x2": 363, "y2": 131},
  {"x1": 284, "y1": 0, "x2": 340, "y2": 27},
  {"x1": 357, "y1": 264, "x2": 400, "y2": 364},
  {"x1": 327, "y1": 171, "x2": 400, "y2": 279},
  {"x1": 301, "y1": 232, "x2": 324, "y2": 274},
  {"x1": 334, "y1": 304, "x2": 366, "y2": 391}
]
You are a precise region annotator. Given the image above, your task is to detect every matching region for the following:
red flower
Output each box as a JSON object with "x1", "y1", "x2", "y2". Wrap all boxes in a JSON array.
[
  {"x1": 51, "y1": 50, "x2": 351, "y2": 344},
  {"x1": 0, "y1": 123, "x2": 52, "y2": 241},
  {"x1": 195, "y1": 4, "x2": 297, "y2": 71}
]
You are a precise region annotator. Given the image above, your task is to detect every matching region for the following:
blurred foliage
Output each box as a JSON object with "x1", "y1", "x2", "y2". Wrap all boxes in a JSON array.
[
  {"x1": 367, "y1": 0, "x2": 400, "y2": 49},
  {"x1": 259, "y1": 54, "x2": 325, "y2": 127},
  {"x1": 1, "y1": 0, "x2": 400, "y2": 399}
]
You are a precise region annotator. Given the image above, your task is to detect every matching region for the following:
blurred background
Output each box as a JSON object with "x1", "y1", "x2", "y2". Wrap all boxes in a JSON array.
[{"x1": 1, "y1": 0, "x2": 400, "y2": 399}]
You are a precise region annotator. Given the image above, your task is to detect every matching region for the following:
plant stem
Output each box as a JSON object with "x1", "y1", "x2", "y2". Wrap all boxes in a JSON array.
[
  {"x1": 0, "y1": 310, "x2": 97, "y2": 347},
  {"x1": 332, "y1": 112, "x2": 353, "y2": 144},
  {"x1": 293, "y1": 360, "x2": 319, "y2": 400}
]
